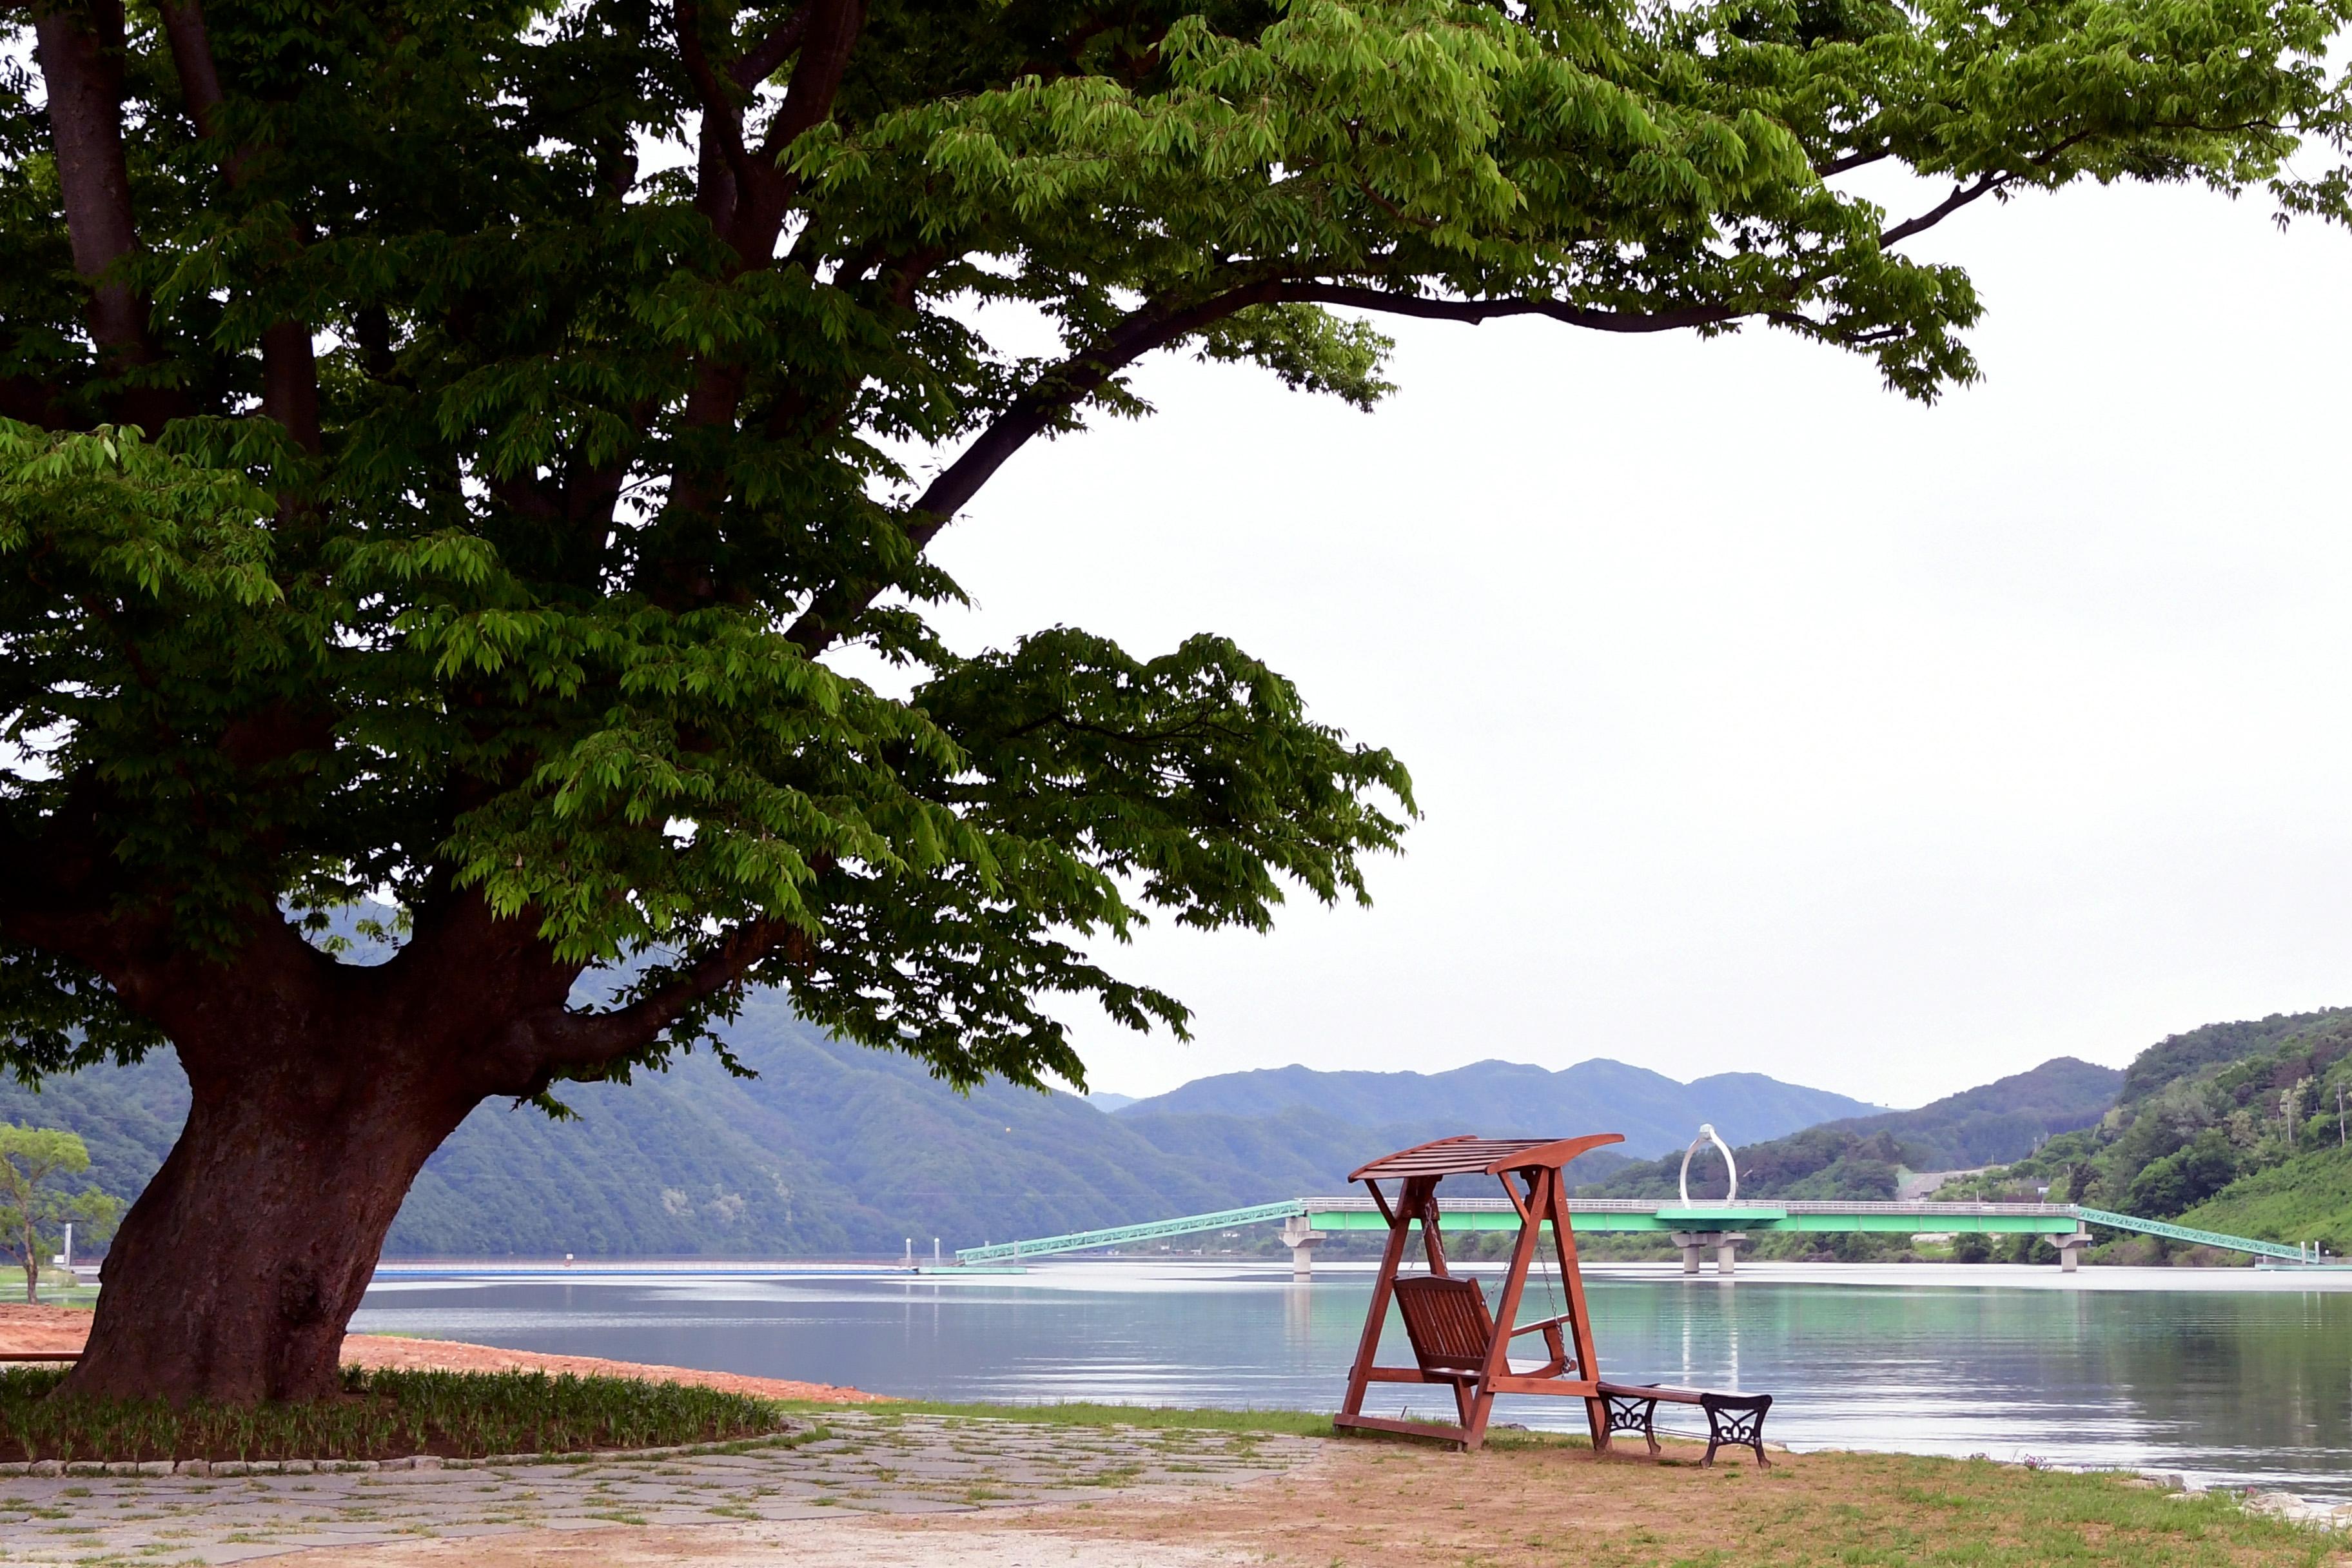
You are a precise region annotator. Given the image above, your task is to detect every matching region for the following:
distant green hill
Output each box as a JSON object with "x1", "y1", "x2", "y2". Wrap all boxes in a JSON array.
[
  {"x1": 1582, "y1": 1057, "x2": 2123, "y2": 1201},
  {"x1": 2116, "y1": 1011, "x2": 2352, "y2": 1105},
  {"x1": 1941, "y1": 1008, "x2": 2352, "y2": 1257},
  {"x1": 1814, "y1": 1056, "x2": 2123, "y2": 1170}
]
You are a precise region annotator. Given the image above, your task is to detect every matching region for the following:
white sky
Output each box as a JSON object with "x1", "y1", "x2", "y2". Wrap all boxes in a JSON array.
[{"x1": 914, "y1": 173, "x2": 2352, "y2": 1110}]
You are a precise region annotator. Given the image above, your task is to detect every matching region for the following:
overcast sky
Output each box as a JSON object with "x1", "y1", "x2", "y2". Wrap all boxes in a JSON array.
[{"x1": 908, "y1": 173, "x2": 2352, "y2": 1111}]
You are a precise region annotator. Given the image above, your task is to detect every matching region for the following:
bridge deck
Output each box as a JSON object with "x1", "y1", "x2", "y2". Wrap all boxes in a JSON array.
[
  {"x1": 1304, "y1": 1196, "x2": 2081, "y2": 1237},
  {"x1": 955, "y1": 1197, "x2": 2313, "y2": 1265}
]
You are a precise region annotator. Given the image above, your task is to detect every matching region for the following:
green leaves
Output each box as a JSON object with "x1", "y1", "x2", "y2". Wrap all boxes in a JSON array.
[
  {"x1": 0, "y1": 0, "x2": 2344, "y2": 1102},
  {"x1": 918, "y1": 629, "x2": 1415, "y2": 933},
  {"x1": 0, "y1": 423, "x2": 280, "y2": 608},
  {"x1": 1197, "y1": 305, "x2": 1397, "y2": 407}
]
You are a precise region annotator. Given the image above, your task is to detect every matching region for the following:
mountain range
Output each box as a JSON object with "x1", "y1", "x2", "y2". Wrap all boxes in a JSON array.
[
  {"x1": 3, "y1": 994, "x2": 1901, "y2": 1258},
  {"x1": 1113, "y1": 1061, "x2": 1879, "y2": 1157}
]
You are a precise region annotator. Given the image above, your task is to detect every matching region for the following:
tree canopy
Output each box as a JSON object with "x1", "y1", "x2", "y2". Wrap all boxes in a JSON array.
[
  {"x1": 0, "y1": 0, "x2": 2347, "y2": 1398},
  {"x1": 4, "y1": 0, "x2": 2347, "y2": 1089}
]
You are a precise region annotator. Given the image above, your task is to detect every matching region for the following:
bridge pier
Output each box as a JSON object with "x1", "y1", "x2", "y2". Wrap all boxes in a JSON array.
[
  {"x1": 1281, "y1": 1214, "x2": 1328, "y2": 1278},
  {"x1": 2053, "y1": 1228, "x2": 2095, "y2": 1272},
  {"x1": 1671, "y1": 1230, "x2": 1748, "y2": 1275}
]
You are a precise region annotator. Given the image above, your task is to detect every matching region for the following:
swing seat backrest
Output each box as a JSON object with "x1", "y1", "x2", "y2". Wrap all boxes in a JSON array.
[{"x1": 1393, "y1": 1275, "x2": 1495, "y2": 1375}]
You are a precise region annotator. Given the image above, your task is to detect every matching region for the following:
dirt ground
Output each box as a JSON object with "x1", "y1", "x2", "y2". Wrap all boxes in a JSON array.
[
  {"x1": 243, "y1": 1520, "x2": 1248, "y2": 1567},
  {"x1": 233, "y1": 1435, "x2": 2352, "y2": 1568},
  {"x1": 0, "y1": 1302, "x2": 885, "y2": 1403}
]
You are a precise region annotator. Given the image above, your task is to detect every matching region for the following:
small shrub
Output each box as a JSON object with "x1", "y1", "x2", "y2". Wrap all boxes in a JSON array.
[{"x1": 0, "y1": 1366, "x2": 792, "y2": 1462}]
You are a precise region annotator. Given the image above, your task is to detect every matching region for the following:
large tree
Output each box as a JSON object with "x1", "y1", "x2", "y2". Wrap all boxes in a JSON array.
[{"x1": 0, "y1": 0, "x2": 2344, "y2": 1404}]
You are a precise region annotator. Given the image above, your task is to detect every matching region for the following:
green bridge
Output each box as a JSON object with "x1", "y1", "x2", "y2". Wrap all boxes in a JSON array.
[{"x1": 955, "y1": 1197, "x2": 2327, "y2": 1273}]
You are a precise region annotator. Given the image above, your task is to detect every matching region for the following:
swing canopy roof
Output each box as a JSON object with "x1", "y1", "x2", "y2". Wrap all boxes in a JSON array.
[{"x1": 1348, "y1": 1133, "x2": 1625, "y2": 1182}]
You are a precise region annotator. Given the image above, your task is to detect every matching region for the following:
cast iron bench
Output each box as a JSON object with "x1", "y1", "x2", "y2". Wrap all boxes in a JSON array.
[{"x1": 1594, "y1": 1381, "x2": 1772, "y2": 1467}]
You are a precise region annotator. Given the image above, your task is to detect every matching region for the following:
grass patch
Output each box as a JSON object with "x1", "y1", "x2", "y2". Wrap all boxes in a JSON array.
[
  {"x1": 2179, "y1": 1144, "x2": 2352, "y2": 1253},
  {"x1": 1147, "y1": 1439, "x2": 2345, "y2": 1568},
  {"x1": 1656, "y1": 1453, "x2": 2340, "y2": 1568},
  {"x1": 0, "y1": 1366, "x2": 798, "y2": 1464},
  {"x1": 776, "y1": 1398, "x2": 1333, "y2": 1436}
]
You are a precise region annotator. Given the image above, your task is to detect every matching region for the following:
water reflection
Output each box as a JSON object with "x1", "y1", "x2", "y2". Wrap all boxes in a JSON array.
[{"x1": 353, "y1": 1260, "x2": 2352, "y2": 1496}]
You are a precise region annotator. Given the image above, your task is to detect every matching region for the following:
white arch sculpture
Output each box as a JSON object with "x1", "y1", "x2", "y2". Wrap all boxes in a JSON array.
[{"x1": 1678, "y1": 1124, "x2": 1739, "y2": 1206}]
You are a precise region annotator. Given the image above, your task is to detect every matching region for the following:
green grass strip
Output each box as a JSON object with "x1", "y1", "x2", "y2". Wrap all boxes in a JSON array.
[
  {"x1": 776, "y1": 1397, "x2": 1335, "y2": 1436},
  {"x1": 0, "y1": 1366, "x2": 793, "y2": 1464}
]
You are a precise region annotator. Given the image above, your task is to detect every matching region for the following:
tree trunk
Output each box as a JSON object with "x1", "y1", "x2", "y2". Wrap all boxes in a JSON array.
[{"x1": 61, "y1": 1036, "x2": 484, "y2": 1404}]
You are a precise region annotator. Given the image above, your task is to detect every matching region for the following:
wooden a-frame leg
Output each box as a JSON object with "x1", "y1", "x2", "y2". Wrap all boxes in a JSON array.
[
  {"x1": 1339, "y1": 1177, "x2": 1424, "y2": 1424},
  {"x1": 1544, "y1": 1170, "x2": 1612, "y2": 1453},
  {"x1": 1464, "y1": 1166, "x2": 1547, "y2": 1454}
]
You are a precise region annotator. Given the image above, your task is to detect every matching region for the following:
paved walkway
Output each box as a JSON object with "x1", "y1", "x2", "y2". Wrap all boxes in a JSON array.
[{"x1": 0, "y1": 1413, "x2": 1317, "y2": 1565}]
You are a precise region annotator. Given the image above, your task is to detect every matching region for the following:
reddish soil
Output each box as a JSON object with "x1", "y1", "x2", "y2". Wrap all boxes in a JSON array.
[{"x1": 0, "y1": 1303, "x2": 885, "y2": 1404}]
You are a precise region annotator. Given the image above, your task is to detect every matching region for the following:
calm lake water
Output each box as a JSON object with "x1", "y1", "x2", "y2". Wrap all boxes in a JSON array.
[{"x1": 353, "y1": 1260, "x2": 2352, "y2": 1497}]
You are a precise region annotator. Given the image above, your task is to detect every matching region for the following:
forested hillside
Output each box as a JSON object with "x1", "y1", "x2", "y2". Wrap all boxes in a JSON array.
[
  {"x1": 1583, "y1": 1057, "x2": 2122, "y2": 1201},
  {"x1": 1814, "y1": 1057, "x2": 2122, "y2": 1169},
  {"x1": 1947, "y1": 1009, "x2": 2352, "y2": 1253},
  {"x1": 0, "y1": 995, "x2": 1651, "y2": 1257}
]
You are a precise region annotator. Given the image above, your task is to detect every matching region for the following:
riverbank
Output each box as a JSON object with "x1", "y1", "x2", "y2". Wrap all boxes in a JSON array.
[
  {"x1": 1, "y1": 1311, "x2": 2342, "y2": 1564},
  {"x1": 0, "y1": 1304, "x2": 885, "y2": 1404}
]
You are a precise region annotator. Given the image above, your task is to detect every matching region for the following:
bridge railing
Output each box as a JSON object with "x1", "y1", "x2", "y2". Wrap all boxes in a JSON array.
[
  {"x1": 2073, "y1": 1206, "x2": 2313, "y2": 1262},
  {"x1": 954, "y1": 1197, "x2": 2313, "y2": 1264},
  {"x1": 955, "y1": 1200, "x2": 1306, "y2": 1264}
]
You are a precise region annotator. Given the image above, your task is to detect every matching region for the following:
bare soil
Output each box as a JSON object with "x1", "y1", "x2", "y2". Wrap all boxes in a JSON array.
[
  {"x1": 255, "y1": 1520, "x2": 1246, "y2": 1567},
  {"x1": 945, "y1": 1436, "x2": 2347, "y2": 1568},
  {"x1": 0, "y1": 1303, "x2": 885, "y2": 1404},
  {"x1": 254, "y1": 1436, "x2": 2350, "y2": 1568}
]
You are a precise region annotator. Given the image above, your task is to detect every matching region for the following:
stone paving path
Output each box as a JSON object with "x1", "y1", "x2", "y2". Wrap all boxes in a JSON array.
[{"x1": 0, "y1": 1413, "x2": 1318, "y2": 1566}]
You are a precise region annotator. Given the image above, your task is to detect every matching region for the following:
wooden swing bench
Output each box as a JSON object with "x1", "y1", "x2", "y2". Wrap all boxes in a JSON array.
[{"x1": 1335, "y1": 1133, "x2": 1774, "y2": 1462}]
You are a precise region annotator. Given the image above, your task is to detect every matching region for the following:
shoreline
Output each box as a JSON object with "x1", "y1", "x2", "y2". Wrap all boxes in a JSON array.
[
  {"x1": 361, "y1": 1255, "x2": 2351, "y2": 1291},
  {"x1": 0, "y1": 1303, "x2": 886, "y2": 1405}
]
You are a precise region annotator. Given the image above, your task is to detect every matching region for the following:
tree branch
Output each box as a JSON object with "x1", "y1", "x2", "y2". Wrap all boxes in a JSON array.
[
  {"x1": 783, "y1": 277, "x2": 1289, "y2": 653},
  {"x1": 675, "y1": 0, "x2": 753, "y2": 202},
  {"x1": 729, "y1": 1, "x2": 812, "y2": 89},
  {"x1": 755, "y1": 0, "x2": 863, "y2": 164},
  {"x1": 32, "y1": 0, "x2": 175, "y2": 431},
  {"x1": 159, "y1": 0, "x2": 320, "y2": 452},
  {"x1": 1877, "y1": 172, "x2": 2006, "y2": 248},
  {"x1": 513, "y1": 921, "x2": 790, "y2": 1078},
  {"x1": 781, "y1": 278, "x2": 1764, "y2": 654},
  {"x1": 1277, "y1": 284, "x2": 1741, "y2": 334},
  {"x1": 1815, "y1": 146, "x2": 1893, "y2": 177},
  {"x1": 156, "y1": 0, "x2": 227, "y2": 140},
  {"x1": 1877, "y1": 130, "x2": 2113, "y2": 249}
]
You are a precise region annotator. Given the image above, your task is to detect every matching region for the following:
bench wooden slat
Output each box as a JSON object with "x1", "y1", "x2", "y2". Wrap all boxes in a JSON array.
[
  {"x1": 1597, "y1": 1380, "x2": 1705, "y2": 1405},
  {"x1": 1391, "y1": 1276, "x2": 1494, "y2": 1375}
]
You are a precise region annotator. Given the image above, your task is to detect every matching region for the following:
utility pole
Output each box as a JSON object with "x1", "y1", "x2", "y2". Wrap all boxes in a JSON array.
[{"x1": 2339, "y1": 1083, "x2": 2346, "y2": 1149}]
